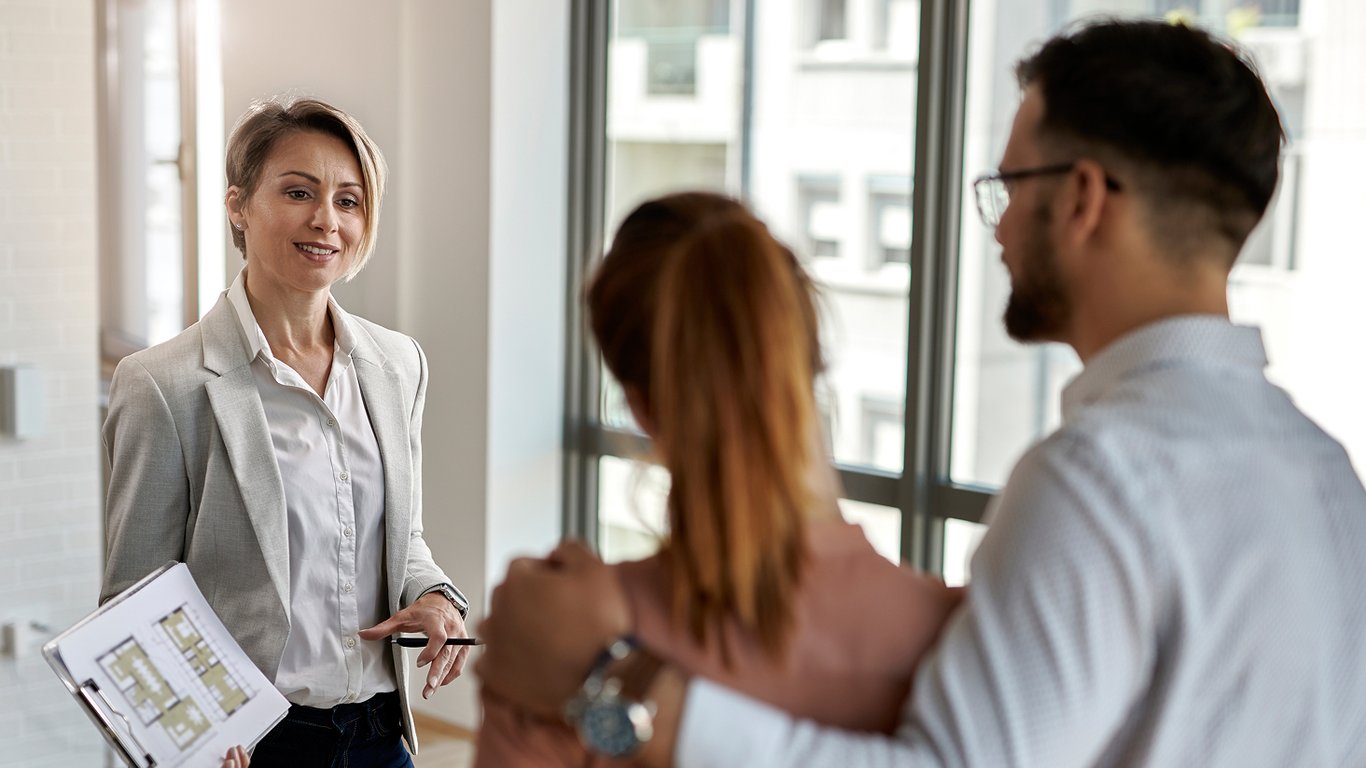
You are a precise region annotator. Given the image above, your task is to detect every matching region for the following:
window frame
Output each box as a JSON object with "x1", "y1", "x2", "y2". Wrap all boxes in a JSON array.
[
  {"x1": 96, "y1": 0, "x2": 205, "y2": 373},
  {"x1": 563, "y1": 0, "x2": 991, "y2": 574}
]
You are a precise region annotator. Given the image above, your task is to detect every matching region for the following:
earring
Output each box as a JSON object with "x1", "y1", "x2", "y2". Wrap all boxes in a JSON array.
[{"x1": 234, "y1": 222, "x2": 244, "y2": 230}]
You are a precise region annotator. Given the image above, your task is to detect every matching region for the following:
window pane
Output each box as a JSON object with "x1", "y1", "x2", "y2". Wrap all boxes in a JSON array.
[
  {"x1": 598, "y1": 455, "x2": 670, "y2": 564},
  {"x1": 942, "y1": 518, "x2": 987, "y2": 587},
  {"x1": 142, "y1": 0, "x2": 183, "y2": 346},
  {"x1": 951, "y1": 1, "x2": 1365, "y2": 487},
  {"x1": 103, "y1": 0, "x2": 186, "y2": 355},
  {"x1": 603, "y1": 0, "x2": 920, "y2": 473},
  {"x1": 599, "y1": 455, "x2": 901, "y2": 567},
  {"x1": 838, "y1": 499, "x2": 901, "y2": 563}
]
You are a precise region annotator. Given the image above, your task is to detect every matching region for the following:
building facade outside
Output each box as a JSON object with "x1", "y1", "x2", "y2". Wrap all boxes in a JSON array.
[{"x1": 597, "y1": 0, "x2": 1366, "y2": 580}]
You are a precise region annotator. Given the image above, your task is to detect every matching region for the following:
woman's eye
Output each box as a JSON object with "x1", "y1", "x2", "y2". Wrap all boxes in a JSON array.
[
  {"x1": 287, "y1": 189, "x2": 310, "y2": 200},
  {"x1": 338, "y1": 198, "x2": 360, "y2": 209}
]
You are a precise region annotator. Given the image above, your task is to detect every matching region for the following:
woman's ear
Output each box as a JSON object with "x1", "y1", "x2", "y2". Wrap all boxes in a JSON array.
[{"x1": 225, "y1": 186, "x2": 246, "y2": 230}]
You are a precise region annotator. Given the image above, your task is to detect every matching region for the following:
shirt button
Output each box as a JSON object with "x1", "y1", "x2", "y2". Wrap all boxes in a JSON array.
[
  {"x1": 343, "y1": 582, "x2": 353, "y2": 593},
  {"x1": 339, "y1": 471, "x2": 349, "y2": 481},
  {"x1": 327, "y1": 418, "x2": 337, "y2": 428},
  {"x1": 343, "y1": 527, "x2": 354, "y2": 538},
  {"x1": 345, "y1": 637, "x2": 357, "y2": 649}
]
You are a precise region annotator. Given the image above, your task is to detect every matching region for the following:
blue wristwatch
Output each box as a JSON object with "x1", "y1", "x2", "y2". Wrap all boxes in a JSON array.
[{"x1": 565, "y1": 636, "x2": 657, "y2": 758}]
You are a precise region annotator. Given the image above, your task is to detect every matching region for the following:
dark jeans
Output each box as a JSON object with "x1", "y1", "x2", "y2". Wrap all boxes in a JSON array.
[{"x1": 251, "y1": 691, "x2": 415, "y2": 768}]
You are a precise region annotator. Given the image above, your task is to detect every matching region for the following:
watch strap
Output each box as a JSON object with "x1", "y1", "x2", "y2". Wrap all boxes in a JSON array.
[{"x1": 422, "y1": 583, "x2": 469, "y2": 619}]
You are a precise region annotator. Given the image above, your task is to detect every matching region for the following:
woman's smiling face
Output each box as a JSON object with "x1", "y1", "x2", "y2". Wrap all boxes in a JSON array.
[{"x1": 228, "y1": 129, "x2": 366, "y2": 296}]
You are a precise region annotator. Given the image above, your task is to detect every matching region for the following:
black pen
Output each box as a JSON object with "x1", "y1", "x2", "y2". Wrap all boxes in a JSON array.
[{"x1": 389, "y1": 636, "x2": 484, "y2": 647}]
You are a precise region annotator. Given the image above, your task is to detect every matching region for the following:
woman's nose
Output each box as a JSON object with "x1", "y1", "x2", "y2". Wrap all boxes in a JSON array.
[{"x1": 311, "y1": 202, "x2": 338, "y2": 232}]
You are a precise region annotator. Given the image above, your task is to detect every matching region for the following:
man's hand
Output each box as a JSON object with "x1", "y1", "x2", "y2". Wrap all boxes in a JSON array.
[
  {"x1": 360, "y1": 591, "x2": 470, "y2": 699},
  {"x1": 221, "y1": 745, "x2": 249, "y2": 767},
  {"x1": 475, "y1": 540, "x2": 631, "y2": 719}
]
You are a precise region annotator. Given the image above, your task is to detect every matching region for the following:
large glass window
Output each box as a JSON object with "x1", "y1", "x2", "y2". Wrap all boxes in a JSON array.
[
  {"x1": 98, "y1": 0, "x2": 224, "y2": 370},
  {"x1": 951, "y1": 0, "x2": 1365, "y2": 493},
  {"x1": 571, "y1": 0, "x2": 1366, "y2": 579},
  {"x1": 586, "y1": 0, "x2": 919, "y2": 566}
]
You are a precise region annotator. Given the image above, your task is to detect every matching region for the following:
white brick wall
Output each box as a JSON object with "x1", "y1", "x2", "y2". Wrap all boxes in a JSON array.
[{"x1": 0, "y1": 0, "x2": 106, "y2": 765}]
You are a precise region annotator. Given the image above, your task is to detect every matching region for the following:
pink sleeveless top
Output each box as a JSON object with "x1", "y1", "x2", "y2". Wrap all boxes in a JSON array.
[{"x1": 475, "y1": 520, "x2": 960, "y2": 766}]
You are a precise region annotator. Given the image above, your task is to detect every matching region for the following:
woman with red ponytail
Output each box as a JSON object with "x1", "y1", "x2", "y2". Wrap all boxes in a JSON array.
[{"x1": 476, "y1": 192, "x2": 960, "y2": 765}]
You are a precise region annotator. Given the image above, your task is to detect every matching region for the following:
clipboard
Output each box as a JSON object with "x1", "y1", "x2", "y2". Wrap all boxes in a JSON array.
[{"x1": 43, "y1": 562, "x2": 289, "y2": 768}]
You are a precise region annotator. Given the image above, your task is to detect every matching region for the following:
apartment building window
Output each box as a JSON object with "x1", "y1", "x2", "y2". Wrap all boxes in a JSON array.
[
  {"x1": 568, "y1": 0, "x2": 1366, "y2": 576},
  {"x1": 874, "y1": 0, "x2": 920, "y2": 56},
  {"x1": 867, "y1": 175, "x2": 911, "y2": 268},
  {"x1": 811, "y1": 0, "x2": 848, "y2": 45},
  {"x1": 797, "y1": 175, "x2": 844, "y2": 261},
  {"x1": 618, "y1": 0, "x2": 730, "y2": 97}
]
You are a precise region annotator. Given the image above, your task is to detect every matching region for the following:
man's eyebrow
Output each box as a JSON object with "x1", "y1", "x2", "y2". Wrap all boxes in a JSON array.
[{"x1": 277, "y1": 170, "x2": 362, "y2": 189}]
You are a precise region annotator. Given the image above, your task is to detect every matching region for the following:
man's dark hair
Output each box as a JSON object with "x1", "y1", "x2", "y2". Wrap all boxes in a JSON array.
[{"x1": 1016, "y1": 18, "x2": 1284, "y2": 254}]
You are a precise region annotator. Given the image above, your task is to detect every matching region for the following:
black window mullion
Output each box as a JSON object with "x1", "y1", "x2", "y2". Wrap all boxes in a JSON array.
[
  {"x1": 563, "y1": 0, "x2": 611, "y2": 547},
  {"x1": 902, "y1": 0, "x2": 979, "y2": 573}
]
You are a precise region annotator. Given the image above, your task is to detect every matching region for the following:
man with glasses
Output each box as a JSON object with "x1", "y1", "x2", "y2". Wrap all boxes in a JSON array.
[{"x1": 477, "y1": 18, "x2": 1366, "y2": 767}]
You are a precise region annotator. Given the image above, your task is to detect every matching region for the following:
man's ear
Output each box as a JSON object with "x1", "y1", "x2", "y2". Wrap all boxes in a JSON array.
[{"x1": 1060, "y1": 158, "x2": 1110, "y2": 246}]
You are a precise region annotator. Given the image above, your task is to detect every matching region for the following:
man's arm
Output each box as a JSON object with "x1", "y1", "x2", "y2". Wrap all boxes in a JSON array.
[
  {"x1": 669, "y1": 438, "x2": 1160, "y2": 767},
  {"x1": 480, "y1": 437, "x2": 1158, "y2": 766}
]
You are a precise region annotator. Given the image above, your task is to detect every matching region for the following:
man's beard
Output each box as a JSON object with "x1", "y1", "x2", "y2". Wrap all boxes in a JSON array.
[{"x1": 1003, "y1": 202, "x2": 1071, "y2": 342}]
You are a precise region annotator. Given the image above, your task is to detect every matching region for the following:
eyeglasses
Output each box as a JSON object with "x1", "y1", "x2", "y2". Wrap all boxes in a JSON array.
[{"x1": 972, "y1": 162, "x2": 1122, "y2": 228}]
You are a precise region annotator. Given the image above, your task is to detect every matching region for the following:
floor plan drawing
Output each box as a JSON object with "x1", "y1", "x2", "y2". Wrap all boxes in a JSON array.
[
  {"x1": 49, "y1": 563, "x2": 290, "y2": 767},
  {"x1": 159, "y1": 607, "x2": 252, "y2": 716},
  {"x1": 99, "y1": 638, "x2": 212, "y2": 750},
  {"x1": 94, "y1": 603, "x2": 257, "y2": 755}
]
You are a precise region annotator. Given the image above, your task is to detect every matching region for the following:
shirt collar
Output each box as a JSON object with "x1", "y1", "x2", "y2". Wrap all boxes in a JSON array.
[
  {"x1": 226, "y1": 268, "x2": 357, "y2": 366},
  {"x1": 1060, "y1": 314, "x2": 1269, "y2": 424}
]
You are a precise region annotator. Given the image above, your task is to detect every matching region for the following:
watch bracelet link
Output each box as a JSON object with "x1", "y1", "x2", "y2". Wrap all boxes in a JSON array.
[
  {"x1": 567, "y1": 635, "x2": 640, "y2": 718},
  {"x1": 565, "y1": 634, "x2": 666, "y2": 757},
  {"x1": 424, "y1": 583, "x2": 469, "y2": 619}
]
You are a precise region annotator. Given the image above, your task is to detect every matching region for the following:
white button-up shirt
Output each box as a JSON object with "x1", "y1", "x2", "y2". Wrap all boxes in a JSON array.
[
  {"x1": 678, "y1": 316, "x2": 1366, "y2": 767},
  {"x1": 228, "y1": 271, "x2": 396, "y2": 707}
]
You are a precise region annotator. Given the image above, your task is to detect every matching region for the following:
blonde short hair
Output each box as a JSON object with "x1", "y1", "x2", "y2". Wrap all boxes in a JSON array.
[{"x1": 225, "y1": 96, "x2": 387, "y2": 282}]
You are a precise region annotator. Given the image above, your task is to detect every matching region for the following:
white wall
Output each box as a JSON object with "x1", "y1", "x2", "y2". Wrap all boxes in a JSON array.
[
  {"x1": 0, "y1": 1, "x2": 106, "y2": 765},
  {"x1": 219, "y1": 0, "x2": 568, "y2": 730}
]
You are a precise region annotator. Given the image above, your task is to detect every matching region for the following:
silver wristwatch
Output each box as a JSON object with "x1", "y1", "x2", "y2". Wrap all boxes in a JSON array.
[
  {"x1": 565, "y1": 636, "x2": 657, "y2": 758},
  {"x1": 424, "y1": 583, "x2": 469, "y2": 619}
]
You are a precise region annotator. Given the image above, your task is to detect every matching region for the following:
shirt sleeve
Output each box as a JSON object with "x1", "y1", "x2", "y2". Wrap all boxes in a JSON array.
[{"x1": 677, "y1": 432, "x2": 1162, "y2": 767}]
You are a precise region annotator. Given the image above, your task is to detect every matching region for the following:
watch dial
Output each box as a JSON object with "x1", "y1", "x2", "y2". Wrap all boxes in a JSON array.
[{"x1": 582, "y1": 700, "x2": 640, "y2": 757}]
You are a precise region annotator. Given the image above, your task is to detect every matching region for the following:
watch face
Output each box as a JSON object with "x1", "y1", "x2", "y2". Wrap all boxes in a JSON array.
[
  {"x1": 437, "y1": 586, "x2": 469, "y2": 618},
  {"x1": 580, "y1": 699, "x2": 648, "y2": 758}
]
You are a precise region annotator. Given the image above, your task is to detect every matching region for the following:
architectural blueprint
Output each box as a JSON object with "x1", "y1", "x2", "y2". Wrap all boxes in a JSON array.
[{"x1": 44, "y1": 563, "x2": 288, "y2": 768}]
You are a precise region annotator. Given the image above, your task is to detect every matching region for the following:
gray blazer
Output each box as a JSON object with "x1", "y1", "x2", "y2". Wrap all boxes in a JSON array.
[{"x1": 100, "y1": 293, "x2": 450, "y2": 753}]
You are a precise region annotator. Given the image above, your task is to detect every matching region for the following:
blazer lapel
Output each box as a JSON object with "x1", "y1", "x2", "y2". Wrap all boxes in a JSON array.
[
  {"x1": 351, "y1": 330, "x2": 413, "y2": 614},
  {"x1": 200, "y1": 297, "x2": 292, "y2": 614}
]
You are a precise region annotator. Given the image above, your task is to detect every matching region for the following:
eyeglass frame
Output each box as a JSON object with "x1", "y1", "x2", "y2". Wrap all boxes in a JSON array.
[{"x1": 972, "y1": 162, "x2": 1122, "y2": 228}]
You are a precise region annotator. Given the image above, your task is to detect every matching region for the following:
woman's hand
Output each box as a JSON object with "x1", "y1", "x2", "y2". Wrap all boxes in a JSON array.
[
  {"x1": 221, "y1": 745, "x2": 249, "y2": 767},
  {"x1": 360, "y1": 592, "x2": 471, "y2": 698}
]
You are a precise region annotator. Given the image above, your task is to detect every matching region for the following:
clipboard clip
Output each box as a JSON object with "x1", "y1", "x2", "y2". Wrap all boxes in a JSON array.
[{"x1": 77, "y1": 679, "x2": 157, "y2": 768}]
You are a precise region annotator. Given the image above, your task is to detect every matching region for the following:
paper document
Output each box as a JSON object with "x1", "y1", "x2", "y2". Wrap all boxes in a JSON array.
[{"x1": 44, "y1": 562, "x2": 289, "y2": 768}]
